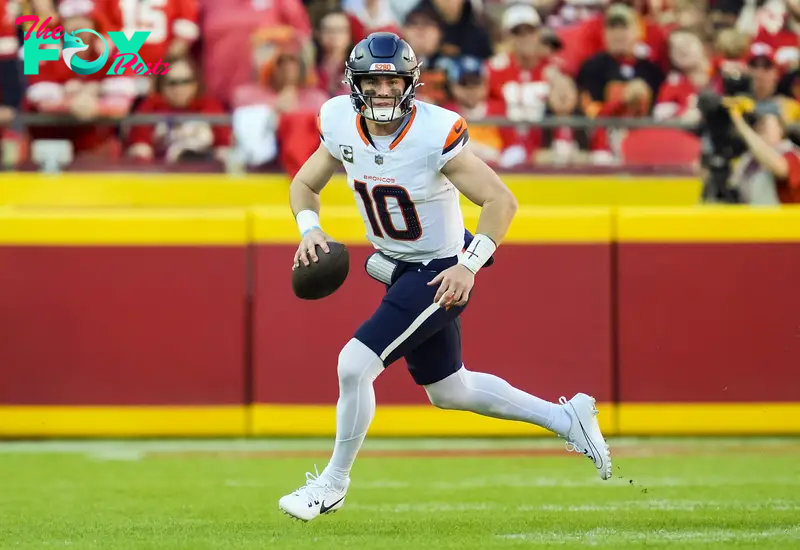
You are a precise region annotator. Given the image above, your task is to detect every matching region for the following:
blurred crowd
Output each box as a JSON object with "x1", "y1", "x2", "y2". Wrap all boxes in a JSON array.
[{"x1": 1, "y1": 0, "x2": 800, "y2": 173}]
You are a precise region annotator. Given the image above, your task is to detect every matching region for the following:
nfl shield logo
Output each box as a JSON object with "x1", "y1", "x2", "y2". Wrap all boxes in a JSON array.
[{"x1": 374, "y1": 154, "x2": 384, "y2": 165}]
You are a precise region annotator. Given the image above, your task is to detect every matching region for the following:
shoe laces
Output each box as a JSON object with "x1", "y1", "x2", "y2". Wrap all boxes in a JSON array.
[
  {"x1": 558, "y1": 396, "x2": 592, "y2": 459},
  {"x1": 292, "y1": 465, "x2": 329, "y2": 505}
]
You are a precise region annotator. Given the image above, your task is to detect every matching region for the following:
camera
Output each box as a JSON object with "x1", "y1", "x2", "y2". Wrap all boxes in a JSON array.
[{"x1": 696, "y1": 71, "x2": 757, "y2": 203}]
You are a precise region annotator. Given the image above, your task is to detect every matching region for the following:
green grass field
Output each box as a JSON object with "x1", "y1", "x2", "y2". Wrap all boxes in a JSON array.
[{"x1": 1, "y1": 437, "x2": 799, "y2": 549}]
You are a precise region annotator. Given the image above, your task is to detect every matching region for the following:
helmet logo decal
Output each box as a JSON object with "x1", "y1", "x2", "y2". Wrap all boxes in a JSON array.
[{"x1": 370, "y1": 63, "x2": 396, "y2": 71}]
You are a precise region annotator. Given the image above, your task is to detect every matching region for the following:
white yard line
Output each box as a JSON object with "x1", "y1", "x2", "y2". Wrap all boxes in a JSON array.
[
  {"x1": 496, "y1": 526, "x2": 800, "y2": 544},
  {"x1": 345, "y1": 500, "x2": 800, "y2": 514}
]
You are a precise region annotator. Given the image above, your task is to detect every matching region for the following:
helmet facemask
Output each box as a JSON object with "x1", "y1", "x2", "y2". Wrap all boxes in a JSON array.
[{"x1": 346, "y1": 69, "x2": 421, "y2": 123}]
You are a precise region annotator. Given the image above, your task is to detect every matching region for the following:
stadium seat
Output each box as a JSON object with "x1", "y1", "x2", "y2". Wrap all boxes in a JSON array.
[{"x1": 620, "y1": 128, "x2": 702, "y2": 167}]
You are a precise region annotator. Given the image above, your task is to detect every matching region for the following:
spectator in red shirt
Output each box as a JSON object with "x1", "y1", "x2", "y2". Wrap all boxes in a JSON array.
[
  {"x1": 198, "y1": 0, "x2": 312, "y2": 107},
  {"x1": 0, "y1": 0, "x2": 19, "y2": 58},
  {"x1": 486, "y1": 4, "x2": 561, "y2": 165},
  {"x1": 557, "y1": 0, "x2": 669, "y2": 76},
  {"x1": 93, "y1": 0, "x2": 200, "y2": 97},
  {"x1": 315, "y1": 10, "x2": 353, "y2": 97},
  {"x1": 744, "y1": 0, "x2": 800, "y2": 71},
  {"x1": 540, "y1": 0, "x2": 607, "y2": 29},
  {"x1": 342, "y1": 0, "x2": 402, "y2": 42},
  {"x1": 654, "y1": 28, "x2": 720, "y2": 123},
  {"x1": 24, "y1": 8, "x2": 136, "y2": 158},
  {"x1": 127, "y1": 55, "x2": 231, "y2": 163}
]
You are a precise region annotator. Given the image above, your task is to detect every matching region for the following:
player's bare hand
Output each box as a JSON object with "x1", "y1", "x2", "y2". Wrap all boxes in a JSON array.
[
  {"x1": 428, "y1": 264, "x2": 475, "y2": 308},
  {"x1": 293, "y1": 228, "x2": 332, "y2": 269}
]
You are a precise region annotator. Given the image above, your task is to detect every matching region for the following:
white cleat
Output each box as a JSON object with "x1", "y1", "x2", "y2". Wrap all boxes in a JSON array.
[
  {"x1": 278, "y1": 467, "x2": 349, "y2": 522},
  {"x1": 559, "y1": 393, "x2": 612, "y2": 480}
]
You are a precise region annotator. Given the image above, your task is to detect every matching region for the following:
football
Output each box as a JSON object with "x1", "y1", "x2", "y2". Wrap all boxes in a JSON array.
[{"x1": 291, "y1": 241, "x2": 350, "y2": 300}]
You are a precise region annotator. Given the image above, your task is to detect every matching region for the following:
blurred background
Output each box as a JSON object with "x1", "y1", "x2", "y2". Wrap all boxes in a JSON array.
[
  {"x1": 0, "y1": 0, "x2": 798, "y2": 439},
  {"x1": 2, "y1": 0, "x2": 800, "y2": 181}
]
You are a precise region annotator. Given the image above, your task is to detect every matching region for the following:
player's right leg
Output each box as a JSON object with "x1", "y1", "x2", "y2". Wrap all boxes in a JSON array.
[
  {"x1": 278, "y1": 257, "x2": 467, "y2": 521},
  {"x1": 278, "y1": 338, "x2": 381, "y2": 521}
]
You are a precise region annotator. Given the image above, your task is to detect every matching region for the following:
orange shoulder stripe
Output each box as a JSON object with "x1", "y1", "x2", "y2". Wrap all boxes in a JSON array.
[{"x1": 442, "y1": 116, "x2": 469, "y2": 154}]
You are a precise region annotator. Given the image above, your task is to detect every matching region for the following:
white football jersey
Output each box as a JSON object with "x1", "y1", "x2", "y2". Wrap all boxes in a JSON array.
[{"x1": 318, "y1": 95, "x2": 470, "y2": 262}]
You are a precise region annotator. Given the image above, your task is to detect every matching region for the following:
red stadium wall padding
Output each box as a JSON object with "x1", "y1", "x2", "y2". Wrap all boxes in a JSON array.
[
  {"x1": 617, "y1": 243, "x2": 800, "y2": 403},
  {"x1": 0, "y1": 247, "x2": 248, "y2": 406},
  {"x1": 253, "y1": 244, "x2": 614, "y2": 405}
]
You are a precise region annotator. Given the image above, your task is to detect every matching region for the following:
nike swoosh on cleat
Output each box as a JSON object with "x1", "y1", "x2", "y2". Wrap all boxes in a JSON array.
[{"x1": 319, "y1": 496, "x2": 345, "y2": 514}]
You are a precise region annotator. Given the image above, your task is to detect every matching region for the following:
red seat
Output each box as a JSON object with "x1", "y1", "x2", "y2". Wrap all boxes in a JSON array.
[{"x1": 620, "y1": 128, "x2": 701, "y2": 167}]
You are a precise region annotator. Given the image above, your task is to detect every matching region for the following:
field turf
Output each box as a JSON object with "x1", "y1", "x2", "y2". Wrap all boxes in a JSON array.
[{"x1": 1, "y1": 437, "x2": 799, "y2": 549}]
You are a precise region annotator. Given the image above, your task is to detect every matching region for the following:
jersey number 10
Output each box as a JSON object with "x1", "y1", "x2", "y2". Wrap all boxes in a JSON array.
[{"x1": 354, "y1": 181, "x2": 422, "y2": 241}]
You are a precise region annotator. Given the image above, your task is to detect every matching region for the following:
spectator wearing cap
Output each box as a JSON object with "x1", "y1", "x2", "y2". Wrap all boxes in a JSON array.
[
  {"x1": 441, "y1": 56, "x2": 506, "y2": 164},
  {"x1": 409, "y1": 0, "x2": 493, "y2": 60},
  {"x1": 724, "y1": 99, "x2": 800, "y2": 204},
  {"x1": 744, "y1": 0, "x2": 800, "y2": 71},
  {"x1": 576, "y1": 3, "x2": 664, "y2": 119},
  {"x1": 314, "y1": 10, "x2": 354, "y2": 97},
  {"x1": 486, "y1": 4, "x2": 561, "y2": 166},
  {"x1": 747, "y1": 42, "x2": 800, "y2": 124},
  {"x1": 557, "y1": 0, "x2": 669, "y2": 76},
  {"x1": 402, "y1": 4, "x2": 450, "y2": 104},
  {"x1": 654, "y1": 28, "x2": 721, "y2": 124}
]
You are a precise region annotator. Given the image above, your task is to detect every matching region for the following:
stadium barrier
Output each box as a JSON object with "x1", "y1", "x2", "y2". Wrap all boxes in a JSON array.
[
  {"x1": 0, "y1": 172, "x2": 703, "y2": 207},
  {"x1": 1, "y1": 205, "x2": 798, "y2": 438}
]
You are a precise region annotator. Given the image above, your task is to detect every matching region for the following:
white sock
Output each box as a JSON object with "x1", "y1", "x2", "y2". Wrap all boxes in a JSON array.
[
  {"x1": 322, "y1": 338, "x2": 384, "y2": 488},
  {"x1": 424, "y1": 367, "x2": 572, "y2": 437}
]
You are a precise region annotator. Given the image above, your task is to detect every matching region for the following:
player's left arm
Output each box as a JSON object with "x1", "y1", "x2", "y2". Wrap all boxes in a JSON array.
[
  {"x1": 441, "y1": 145, "x2": 519, "y2": 247},
  {"x1": 428, "y1": 142, "x2": 518, "y2": 308}
]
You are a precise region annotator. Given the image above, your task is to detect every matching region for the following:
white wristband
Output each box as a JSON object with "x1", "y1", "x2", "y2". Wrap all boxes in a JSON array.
[
  {"x1": 296, "y1": 210, "x2": 321, "y2": 237},
  {"x1": 458, "y1": 233, "x2": 497, "y2": 275}
]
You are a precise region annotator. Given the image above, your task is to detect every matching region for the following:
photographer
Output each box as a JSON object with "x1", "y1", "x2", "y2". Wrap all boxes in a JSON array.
[{"x1": 724, "y1": 98, "x2": 800, "y2": 204}]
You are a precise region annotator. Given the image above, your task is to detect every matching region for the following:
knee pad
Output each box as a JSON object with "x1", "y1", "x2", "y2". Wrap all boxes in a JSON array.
[{"x1": 337, "y1": 338, "x2": 384, "y2": 387}]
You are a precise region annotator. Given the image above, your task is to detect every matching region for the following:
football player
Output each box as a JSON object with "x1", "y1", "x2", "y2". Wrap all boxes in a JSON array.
[{"x1": 280, "y1": 32, "x2": 611, "y2": 522}]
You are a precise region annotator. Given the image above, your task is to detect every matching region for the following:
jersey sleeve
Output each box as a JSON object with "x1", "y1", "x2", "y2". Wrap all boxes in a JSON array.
[
  {"x1": 317, "y1": 98, "x2": 343, "y2": 161},
  {"x1": 437, "y1": 115, "x2": 470, "y2": 170}
]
